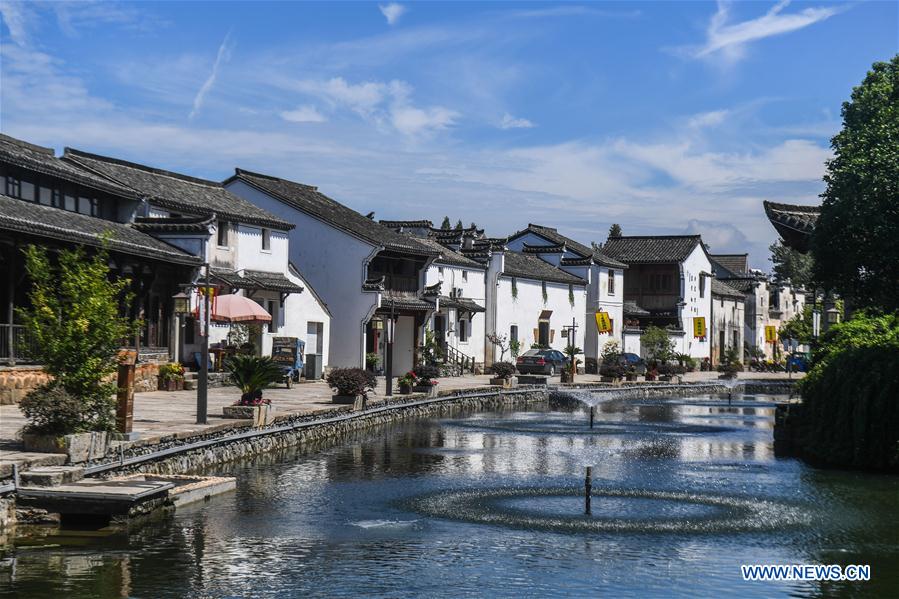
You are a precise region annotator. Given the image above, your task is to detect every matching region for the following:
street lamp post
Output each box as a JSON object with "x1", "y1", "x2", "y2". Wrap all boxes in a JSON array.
[
  {"x1": 197, "y1": 264, "x2": 210, "y2": 424},
  {"x1": 385, "y1": 300, "x2": 395, "y2": 396}
]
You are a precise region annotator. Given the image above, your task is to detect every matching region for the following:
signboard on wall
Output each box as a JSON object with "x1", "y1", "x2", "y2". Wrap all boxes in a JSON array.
[
  {"x1": 595, "y1": 311, "x2": 612, "y2": 334},
  {"x1": 693, "y1": 317, "x2": 706, "y2": 338},
  {"x1": 765, "y1": 325, "x2": 778, "y2": 343}
]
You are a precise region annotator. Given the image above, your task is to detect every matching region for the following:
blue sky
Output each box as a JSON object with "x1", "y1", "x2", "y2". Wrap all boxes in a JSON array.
[{"x1": 1, "y1": 1, "x2": 896, "y2": 268}]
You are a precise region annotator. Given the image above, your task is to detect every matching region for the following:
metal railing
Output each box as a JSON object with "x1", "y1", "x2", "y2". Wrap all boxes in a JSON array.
[
  {"x1": 444, "y1": 344, "x2": 475, "y2": 374},
  {"x1": 0, "y1": 324, "x2": 39, "y2": 365}
]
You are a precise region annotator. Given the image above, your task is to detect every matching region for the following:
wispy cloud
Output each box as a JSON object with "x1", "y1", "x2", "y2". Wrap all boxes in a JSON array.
[
  {"x1": 379, "y1": 3, "x2": 406, "y2": 26},
  {"x1": 499, "y1": 113, "x2": 535, "y2": 129},
  {"x1": 0, "y1": 0, "x2": 29, "y2": 45},
  {"x1": 280, "y1": 105, "x2": 327, "y2": 123},
  {"x1": 190, "y1": 32, "x2": 233, "y2": 119},
  {"x1": 507, "y1": 6, "x2": 641, "y2": 19},
  {"x1": 684, "y1": 0, "x2": 843, "y2": 64}
]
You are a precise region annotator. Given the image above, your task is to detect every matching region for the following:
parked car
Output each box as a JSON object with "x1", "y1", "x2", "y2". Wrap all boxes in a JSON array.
[
  {"x1": 617, "y1": 352, "x2": 647, "y2": 374},
  {"x1": 516, "y1": 349, "x2": 570, "y2": 375}
]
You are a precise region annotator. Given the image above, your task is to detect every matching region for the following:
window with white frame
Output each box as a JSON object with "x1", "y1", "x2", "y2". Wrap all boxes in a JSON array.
[
  {"x1": 458, "y1": 316, "x2": 468, "y2": 342},
  {"x1": 261, "y1": 228, "x2": 271, "y2": 251},
  {"x1": 462, "y1": 270, "x2": 468, "y2": 281},
  {"x1": 608, "y1": 270, "x2": 616, "y2": 295},
  {"x1": 217, "y1": 220, "x2": 230, "y2": 247}
]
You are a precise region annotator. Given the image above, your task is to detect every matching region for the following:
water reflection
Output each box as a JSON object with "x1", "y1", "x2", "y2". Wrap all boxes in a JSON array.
[{"x1": 2, "y1": 393, "x2": 897, "y2": 598}]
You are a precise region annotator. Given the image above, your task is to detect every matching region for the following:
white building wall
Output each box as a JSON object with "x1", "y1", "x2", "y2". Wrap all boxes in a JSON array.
[
  {"x1": 235, "y1": 225, "x2": 289, "y2": 273},
  {"x1": 674, "y1": 244, "x2": 712, "y2": 359},
  {"x1": 711, "y1": 294, "x2": 745, "y2": 366},
  {"x1": 226, "y1": 179, "x2": 377, "y2": 368},
  {"x1": 425, "y1": 263, "x2": 487, "y2": 364},
  {"x1": 489, "y1": 276, "x2": 586, "y2": 363}
]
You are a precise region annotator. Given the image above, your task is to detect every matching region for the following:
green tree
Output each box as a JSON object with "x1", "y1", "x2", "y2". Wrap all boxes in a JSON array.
[
  {"x1": 779, "y1": 306, "x2": 814, "y2": 346},
  {"x1": 454, "y1": 219, "x2": 464, "y2": 230},
  {"x1": 769, "y1": 240, "x2": 813, "y2": 288},
  {"x1": 812, "y1": 55, "x2": 899, "y2": 311},
  {"x1": 17, "y1": 244, "x2": 136, "y2": 432},
  {"x1": 440, "y1": 216, "x2": 451, "y2": 229},
  {"x1": 608, "y1": 223, "x2": 622, "y2": 238},
  {"x1": 641, "y1": 325, "x2": 674, "y2": 363}
]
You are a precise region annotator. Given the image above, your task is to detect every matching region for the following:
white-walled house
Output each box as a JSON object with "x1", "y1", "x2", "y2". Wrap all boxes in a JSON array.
[
  {"x1": 379, "y1": 223, "x2": 488, "y2": 372},
  {"x1": 603, "y1": 235, "x2": 713, "y2": 360},
  {"x1": 65, "y1": 150, "x2": 330, "y2": 369},
  {"x1": 506, "y1": 224, "x2": 627, "y2": 373},
  {"x1": 710, "y1": 278, "x2": 746, "y2": 366},
  {"x1": 224, "y1": 169, "x2": 437, "y2": 372},
  {"x1": 484, "y1": 250, "x2": 587, "y2": 369}
]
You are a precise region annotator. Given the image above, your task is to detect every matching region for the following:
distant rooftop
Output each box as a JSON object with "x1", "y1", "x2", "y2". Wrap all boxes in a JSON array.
[{"x1": 602, "y1": 235, "x2": 703, "y2": 264}]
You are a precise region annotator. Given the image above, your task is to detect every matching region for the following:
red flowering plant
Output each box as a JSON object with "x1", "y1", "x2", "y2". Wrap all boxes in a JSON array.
[
  {"x1": 415, "y1": 365, "x2": 440, "y2": 387},
  {"x1": 398, "y1": 371, "x2": 417, "y2": 387}
]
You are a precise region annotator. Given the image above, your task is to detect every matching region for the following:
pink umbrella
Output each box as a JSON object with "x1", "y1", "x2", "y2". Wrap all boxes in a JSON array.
[{"x1": 211, "y1": 294, "x2": 272, "y2": 323}]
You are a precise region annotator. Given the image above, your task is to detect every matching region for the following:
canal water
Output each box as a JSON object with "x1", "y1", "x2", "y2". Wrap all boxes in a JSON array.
[{"x1": 2, "y1": 393, "x2": 897, "y2": 597}]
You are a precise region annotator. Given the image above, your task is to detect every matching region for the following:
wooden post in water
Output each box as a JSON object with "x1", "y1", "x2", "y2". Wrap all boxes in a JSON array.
[
  {"x1": 589, "y1": 406, "x2": 595, "y2": 429},
  {"x1": 585, "y1": 466, "x2": 592, "y2": 515}
]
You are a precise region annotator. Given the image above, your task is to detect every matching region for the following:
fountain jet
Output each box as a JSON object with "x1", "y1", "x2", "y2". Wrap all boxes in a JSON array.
[
  {"x1": 589, "y1": 407, "x2": 595, "y2": 429},
  {"x1": 585, "y1": 466, "x2": 592, "y2": 515}
]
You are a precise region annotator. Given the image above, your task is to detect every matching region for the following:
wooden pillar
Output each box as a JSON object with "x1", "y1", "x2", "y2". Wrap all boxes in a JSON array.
[{"x1": 116, "y1": 349, "x2": 137, "y2": 434}]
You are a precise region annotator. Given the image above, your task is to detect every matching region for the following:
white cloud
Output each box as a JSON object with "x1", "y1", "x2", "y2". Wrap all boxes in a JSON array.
[
  {"x1": 189, "y1": 32, "x2": 233, "y2": 119},
  {"x1": 280, "y1": 105, "x2": 327, "y2": 123},
  {"x1": 685, "y1": 109, "x2": 729, "y2": 129},
  {"x1": 0, "y1": 0, "x2": 29, "y2": 45},
  {"x1": 499, "y1": 113, "x2": 535, "y2": 129},
  {"x1": 288, "y1": 76, "x2": 457, "y2": 136},
  {"x1": 379, "y1": 3, "x2": 406, "y2": 26},
  {"x1": 686, "y1": 0, "x2": 842, "y2": 64}
]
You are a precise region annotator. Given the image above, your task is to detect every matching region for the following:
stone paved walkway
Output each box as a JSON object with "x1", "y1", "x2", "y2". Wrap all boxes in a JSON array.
[{"x1": 0, "y1": 370, "x2": 801, "y2": 475}]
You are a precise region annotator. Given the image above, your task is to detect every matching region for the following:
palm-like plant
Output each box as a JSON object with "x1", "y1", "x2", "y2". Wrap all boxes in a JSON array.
[{"x1": 225, "y1": 354, "x2": 284, "y2": 402}]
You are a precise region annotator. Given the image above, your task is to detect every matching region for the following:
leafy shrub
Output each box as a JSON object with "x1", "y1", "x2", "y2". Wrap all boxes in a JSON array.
[
  {"x1": 20, "y1": 383, "x2": 85, "y2": 436},
  {"x1": 491, "y1": 361, "x2": 517, "y2": 378},
  {"x1": 415, "y1": 364, "x2": 440, "y2": 384},
  {"x1": 792, "y1": 313, "x2": 899, "y2": 470},
  {"x1": 398, "y1": 371, "x2": 417, "y2": 387},
  {"x1": 158, "y1": 363, "x2": 185, "y2": 382},
  {"x1": 326, "y1": 368, "x2": 376, "y2": 397},
  {"x1": 16, "y1": 243, "x2": 136, "y2": 433},
  {"x1": 365, "y1": 352, "x2": 381, "y2": 370},
  {"x1": 599, "y1": 362, "x2": 625, "y2": 378},
  {"x1": 717, "y1": 346, "x2": 743, "y2": 374},
  {"x1": 641, "y1": 325, "x2": 674, "y2": 363}
]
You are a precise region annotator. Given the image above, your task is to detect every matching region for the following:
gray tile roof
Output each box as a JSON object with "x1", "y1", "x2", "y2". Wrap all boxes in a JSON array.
[
  {"x1": 718, "y1": 278, "x2": 758, "y2": 293},
  {"x1": 502, "y1": 251, "x2": 586, "y2": 285},
  {"x1": 64, "y1": 149, "x2": 292, "y2": 230},
  {"x1": 132, "y1": 215, "x2": 214, "y2": 234},
  {"x1": 509, "y1": 224, "x2": 627, "y2": 269},
  {"x1": 226, "y1": 169, "x2": 436, "y2": 256},
  {"x1": 413, "y1": 236, "x2": 485, "y2": 269},
  {"x1": 439, "y1": 296, "x2": 485, "y2": 313},
  {"x1": 210, "y1": 267, "x2": 304, "y2": 294},
  {"x1": 602, "y1": 235, "x2": 703, "y2": 264},
  {"x1": 763, "y1": 201, "x2": 819, "y2": 234},
  {"x1": 711, "y1": 278, "x2": 746, "y2": 299},
  {"x1": 0, "y1": 194, "x2": 201, "y2": 265},
  {"x1": 709, "y1": 254, "x2": 749, "y2": 275},
  {"x1": 0, "y1": 134, "x2": 139, "y2": 199}
]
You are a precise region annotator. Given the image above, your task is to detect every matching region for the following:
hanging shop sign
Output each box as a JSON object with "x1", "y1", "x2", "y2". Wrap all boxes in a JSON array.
[
  {"x1": 595, "y1": 311, "x2": 612, "y2": 334},
  {"x1": 765, "y1": 325, "x2": 778, "y2": 343},
  {"x1": 693, "y1": 317, "x2": 706, "y2": 338}
]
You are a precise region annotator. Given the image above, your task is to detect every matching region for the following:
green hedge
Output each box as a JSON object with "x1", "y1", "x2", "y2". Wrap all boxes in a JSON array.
[{"x1": 795, "y1": 313, "x2": 899, "y2": 471}]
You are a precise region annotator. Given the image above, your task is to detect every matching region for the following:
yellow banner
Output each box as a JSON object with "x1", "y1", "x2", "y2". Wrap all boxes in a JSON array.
[
  {"x1": 693, "y1": 317, "x2": 706, "y2": 338},
  {"x1": 595, "y1": 311, "x2": 612, "y2": 334},
  {"x1": 765, "y1": 325, "x2": 777, "y2": 343}
]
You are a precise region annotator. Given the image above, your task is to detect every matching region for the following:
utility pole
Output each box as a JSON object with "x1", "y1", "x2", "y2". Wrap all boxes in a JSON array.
[{"x1": 197, "y1": 263, "x2": 210, "y2": 425}]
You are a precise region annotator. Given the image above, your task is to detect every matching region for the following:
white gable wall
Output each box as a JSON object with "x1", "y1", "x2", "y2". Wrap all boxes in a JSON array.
[
  {"x1": 226, "y1": 178, "x2": 377, "y2": 368},
  {"x1": 675, "y1": 244, "x2": 712, "y2": 359}
]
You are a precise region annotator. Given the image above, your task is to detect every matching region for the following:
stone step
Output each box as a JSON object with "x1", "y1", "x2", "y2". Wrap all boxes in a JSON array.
[
  {"x1": 20, "y1": 465, "x2": 85, "y2": 487},
  {"x1": 184, "y1": 379, "x2": 196, "y2": 390}
]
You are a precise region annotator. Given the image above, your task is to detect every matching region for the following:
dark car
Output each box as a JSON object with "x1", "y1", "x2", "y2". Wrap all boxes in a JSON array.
[
  {"x1": 516, "y1": 349, "x2": 570, "y2": 375},
  {"x1": 617, "y1": 352, "x2": 646, "y2": 374}
]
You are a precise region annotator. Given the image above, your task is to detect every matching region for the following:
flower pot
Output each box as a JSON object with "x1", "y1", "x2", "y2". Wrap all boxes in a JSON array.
[
  {"x1": 332, "y1": 394, "x2": 361, "y2": 405},
  {"x1": 489, "y1": 377, "x2": 514, "y2": 388},
  {"x1": 222, "y1": 405, "x2": 255, "y2": 419},
  {"x1": 22, "y1": 431, "x2": 109, "y2": 464},
  {"x1": 412, "y1": 384, "x2": 438, "y2": 397},
  {"x1": 222, "y1": 404, "x2": 273, "y2": 425},
  {"x1": 560, "y1": 371, "x2": 572, "y2": 383},
  {"x1": 398, "y1": 383, "x2": 412, "y2": 395}
]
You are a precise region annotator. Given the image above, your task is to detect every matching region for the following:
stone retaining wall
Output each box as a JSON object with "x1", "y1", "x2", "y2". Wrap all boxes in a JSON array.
[{"x1": 0, "y1": 367, "x2": 52, "y2": 405}]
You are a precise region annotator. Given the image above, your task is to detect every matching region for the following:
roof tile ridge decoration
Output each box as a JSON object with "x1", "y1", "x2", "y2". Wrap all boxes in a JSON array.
[
  {"x1": 763, "y1": 200, "x2": 821, "y2": 213},
  {"x1": 611, "y1": 234, "x2": 702, "y2": 240},
  {"x1": 232, "y1": 167, "x2": 319, "y2": 191},
  {"x1": 379, "y1": 219, "x2": 434, "y2": 228},
  {"x1": 560, "y1": 256, "x2": 594, "y2": 266},
  {"x1": 522, "y1": 242, "x2": 566, "y2": 254},
  {"x1": 363, "y1": 275, "x2": 386, "y2": 291},
  {"x1": 65, "y1": 148, "x2": 226, "y2": 190}
]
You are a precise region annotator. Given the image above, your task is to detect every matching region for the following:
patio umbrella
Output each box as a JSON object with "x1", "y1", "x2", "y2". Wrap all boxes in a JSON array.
[{"x1": 210, "y1": 294, "x2": 272, "y2": 323}]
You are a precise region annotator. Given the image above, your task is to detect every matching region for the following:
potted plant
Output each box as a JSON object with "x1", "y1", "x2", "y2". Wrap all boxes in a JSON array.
[
  {"x1": 366, "y1": 352, "x2": 382, "y2": 373},
  {"x1": 645, "y1": 361, "x2": 659, "y2": 381},
  {"x1": 489, "y1": 361, "x2": 517, "y2": 388},
  {"x1": 158, "y1": 362, "x2": 185, "y2": 391},
  {"x1": 222, "y1": 354, "x2": 283, "y2": 424},
  {"x1": 563, "y1": 344, "x2": 583, "y2": 383},
  {"x1": 326, "y1": 367, "x2": 376, "y2": 404},
  {"x1": 19, "y1": 383, "x2": 110, "y2": 463},
  {"x1": 398, "y1": 371, "x2": 417, "y2": 395},
  {"x1": 625, "y1": 365, "x2": 638, "y2": 382},
  {"x1": 412, "y1": 365, "x2": 440, "y2": 397},
  {"x1": 717, "y1": 346, "x2": 743, "y2": 379}
]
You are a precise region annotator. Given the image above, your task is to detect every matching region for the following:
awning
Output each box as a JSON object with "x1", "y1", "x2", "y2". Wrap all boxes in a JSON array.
[
  {"x1": 439, "y1": 296, "x2": 485, "y2": 313},
  {"x1": 211, "y1": 268, "x2": 303, "y2": 294}
]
